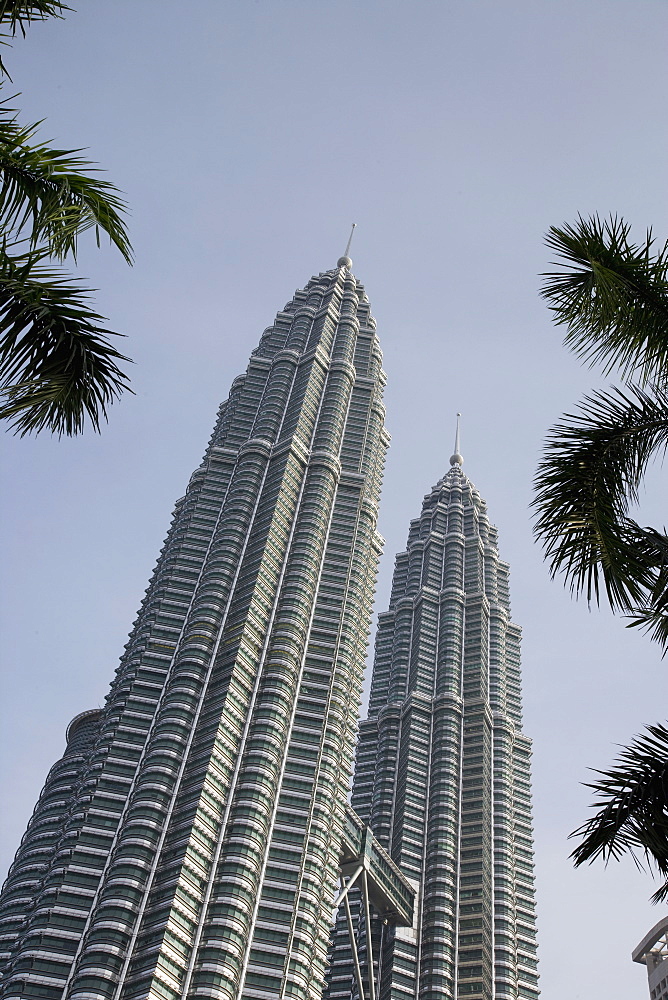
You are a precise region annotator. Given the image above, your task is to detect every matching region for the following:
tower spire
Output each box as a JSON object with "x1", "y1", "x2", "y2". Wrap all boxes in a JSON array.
[
  {"x1": 449, "y1": 411, "x2": 463, "y2": 466},
  {"x1": 344, "y1": 222, "x2": 357, "y2": 257},
  {"x1": 338, "y1": 223, "x2": 356, "y2": 268}
]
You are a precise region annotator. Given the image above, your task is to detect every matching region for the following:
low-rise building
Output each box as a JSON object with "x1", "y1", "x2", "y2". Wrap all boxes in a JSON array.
[{"x1": 634, "y1": 916, "x2": 668, "y2": 999}]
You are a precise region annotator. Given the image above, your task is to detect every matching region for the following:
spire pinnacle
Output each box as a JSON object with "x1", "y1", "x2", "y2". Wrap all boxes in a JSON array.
[
  {"x1": 337, "y1": 223, "x2": 356, "y2": 269},
  {"x1": 449, "y1": 413, "x2": 464, "y2": 467},
  {"x1": 344, "y1": 222, "x2": 356, "y2": 257}
]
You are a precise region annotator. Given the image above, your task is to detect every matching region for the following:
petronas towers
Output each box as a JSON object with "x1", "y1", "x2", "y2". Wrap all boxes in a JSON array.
[{"x1": 0, "y1": 256, "x2": 539, "y2": 1000}]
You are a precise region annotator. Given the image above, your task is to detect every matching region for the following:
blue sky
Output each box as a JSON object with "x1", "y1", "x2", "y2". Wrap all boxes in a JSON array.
[{"x1": 1, "y1": 2, "x2": 668, "y2": 997}]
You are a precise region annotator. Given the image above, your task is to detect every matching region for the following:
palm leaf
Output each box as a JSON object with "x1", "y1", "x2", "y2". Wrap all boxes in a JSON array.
[
  {"x1": 0, "y1": 1, "x2": 68, "y2": 35},
  {"x1": 0, "y1": 2, "x2": 69, "y2": 78},
  {"x1": 570, "y1": 724, "x2": 668, "y2": 903},
  {"x1": 626, "y1": 528, "x2": 668, "y2": 649},
  {"x1": 628, "y1": 605, "x2": 668, "y2": 652},
  {"x1": 533, "y1": 384, "x2": 668, "y2": 613},
  {"x1": 0, "y1": 248, "x2": 132, "y2": 435},
  {"x1": 0, "y1": 106, "x2": 133, "y2": 263},
  {"x1": 542, "y1": 215, "x2": 668, "y2": 386}
]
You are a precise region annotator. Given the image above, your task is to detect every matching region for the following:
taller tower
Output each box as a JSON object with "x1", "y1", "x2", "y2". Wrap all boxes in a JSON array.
[
  {"x1": 327, "y1": 444, "x2": 539, "y2": 1000},
  {"x1": 0, "y1": 255, "x2": 390, "y2": 1000}
]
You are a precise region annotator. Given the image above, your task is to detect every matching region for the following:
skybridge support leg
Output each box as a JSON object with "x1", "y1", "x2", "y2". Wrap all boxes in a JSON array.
[
  {"x1": 343, "y1": 882, "x2": 366, "y2": 1000},
  {"x1": 361, "y1": 869, "x2": 376, "y2": 1000}
]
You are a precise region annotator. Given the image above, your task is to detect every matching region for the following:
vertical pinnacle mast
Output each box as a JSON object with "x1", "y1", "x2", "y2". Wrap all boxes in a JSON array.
[
  {"x1": 338, "y1": 225, "x2": 357, "y2": 272},
  {"x1": 344, "y1": 223, "x2": 357, "y2": 259},
  {"x1": 450, "y1": 412, "x2": 463, "y2": 467}
]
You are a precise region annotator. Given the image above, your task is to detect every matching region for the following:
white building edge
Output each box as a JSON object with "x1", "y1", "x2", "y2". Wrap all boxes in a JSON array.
[{"x1": 634, "y1": 915, "x2": 668, "y2": 999}]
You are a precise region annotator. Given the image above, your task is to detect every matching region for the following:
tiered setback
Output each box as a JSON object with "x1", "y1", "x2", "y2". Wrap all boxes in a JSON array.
[
  {"x1": 327, "y1": 465, "x2": 539, "y2": 1000},
  {"x1": 0, "y1": 262, "x2": 389, "y2": 1000}
]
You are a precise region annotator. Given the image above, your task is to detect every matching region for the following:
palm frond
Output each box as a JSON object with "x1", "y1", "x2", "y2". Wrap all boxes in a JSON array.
[
  {"x1": 570, "y1": 724, "x2": 668, "y2": 902},
  {"x1": 0, "y1": 106, "x2": 133, "y2": 263},
  {"x1": 542, "y1": 215, "x2": 668, "y2": 386},
  {"x1": 532, "y1": 384, "x2": 668, "y2": 612},
  {"x1": 626, "y1": 528, "x2": 668, "y2": 651},
  {"x1": 627, "y1": 606, "x2": 668, "y2": 655},
  {"x1": 0, "y1": 1, "x2": 69, "y2": 77},
  {"x1": 0, "y1": 248, "x2": 132, "y2": 435},
  {"x1": 0, "y1": 1, "x2": 69, "y2": 35}
]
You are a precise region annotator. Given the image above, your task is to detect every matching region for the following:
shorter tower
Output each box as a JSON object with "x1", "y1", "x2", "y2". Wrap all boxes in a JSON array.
[{"x1": 327, "y1": 436, "x2": 539, "y2": 1000}]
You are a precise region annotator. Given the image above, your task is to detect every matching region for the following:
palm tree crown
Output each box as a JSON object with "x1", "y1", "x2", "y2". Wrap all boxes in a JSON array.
[
  {"x1": 0, "y1": 2, "x2": 134, "y2": 435},
  {"x1": 534, "y1": 214, "x2": 668, "y2": 901},
  {"x1": 534, "y1": 215, "x2": 668, "y2": 649}
]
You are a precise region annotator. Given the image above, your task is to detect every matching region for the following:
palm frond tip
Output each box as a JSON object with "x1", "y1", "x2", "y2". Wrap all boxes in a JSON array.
[
  {"x1": 532, "y1": 383, "x2": 668, "y2": 611},
  {"x1": 0, "y1": 107, "x2": 132, "y2": 263},
  {"x1": 0, "y1": 251, "x2": 132, "y2": 435},
  {"x1": 570, "y1": 724, "x2": 668, "y2": 901},
  {"x1": 542, "y1": 214, "x2": 668, "y2": 386},
  {"x1": 0, "y1": 1, "x2": 69, "y2": 36}
]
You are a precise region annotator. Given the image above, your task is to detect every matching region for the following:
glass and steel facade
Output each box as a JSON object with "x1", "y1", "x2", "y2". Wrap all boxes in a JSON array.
[
  {"x1": 326, "y1": 461, "x2": 539, "y2": 1000},
  {"x1": 0, "y1": 257, "x2": 389, "y2": 1000}
]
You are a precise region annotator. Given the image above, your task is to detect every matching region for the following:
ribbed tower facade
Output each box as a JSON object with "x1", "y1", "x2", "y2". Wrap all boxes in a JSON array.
[
  {"x1": 0, "y1": 256, "x2": 389, "y2": 1000},
  {"x1": 327, "y1": 456, "x2": 539, "y2": 1000}
]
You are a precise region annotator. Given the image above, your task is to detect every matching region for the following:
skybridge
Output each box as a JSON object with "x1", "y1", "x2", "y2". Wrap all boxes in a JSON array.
[{"x1": 335, "y1": 804, "x2": 416, "y2": 1000}]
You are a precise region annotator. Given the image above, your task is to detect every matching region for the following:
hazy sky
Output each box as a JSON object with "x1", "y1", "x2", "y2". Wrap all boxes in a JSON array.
[{"x1": 1, "y1": 3, "x2": 667, "y2": 997}]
